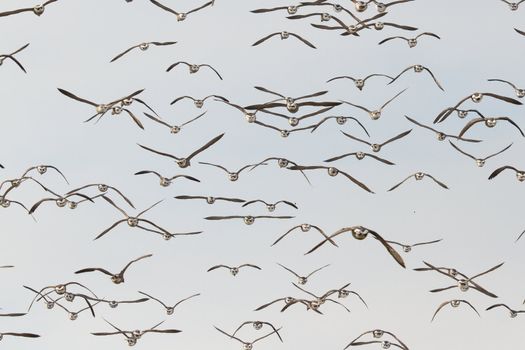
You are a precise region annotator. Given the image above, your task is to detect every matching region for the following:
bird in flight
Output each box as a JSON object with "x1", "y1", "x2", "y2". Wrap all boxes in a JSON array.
[
  {"x1": 138, "y1": 133, "x2": 224, "y2": 168},
  {"x1": 288, "y1": 165, "x2": 374, "y2": 193},
  {"x1": 0, "y1": 43, "x2": 30, "y2": 73},
  {"x1": 214, "y1": 325, "x2": 282, "y2": 349},
  {"x1": 378, "y1": 32, "x2": 440, "y2": 47},
  {"x1": 134, "y1": 171, "x2": 200, "y2": 187},
  {"x1": 242, "y1": 199, "x2": 298, "y2": 212},
  {"x1": 277, "y1": 263, "x2": 330, "y2": 285},
  {"x1": 138, "y1": 291, "x2": 200, "y2": 315},
  {"x1": 0, "y1": 0, "x2": 58, "y2": 18},
  {"x1": 110, "y1": 41, "x2": 177, "y2": 62},
  {"x1": 306, "y1": 226, "x2": 406, "y2": 268},
  {"x1": 345, "y1": 328, "x2": 409, "y2": 350},
  {"x1": 327, "y1": 73, "x2": 394, "y2": 91},
  {"x1": 404, "y1": 115, "x2": 481, "y2": 142},
  {"x1": 431, "y1": 299, "x2": 480, "y2": 322},
  {"x1": 458, "y1": 116, "x2": 524, "y2": 138},
  {"x1": 143, "y1": 111, "x2": 207, "y2": 134},
  {"x1": 486, "y1": 303, "x2": 525, "y2": 318},
  {"x1": 389, "y1": 64, "x2": 444, "y2": 91},
  {"x1": 207, "y1": 264, "x2": 262, "y2": 276},
  {"x1": 488, "y1": 165, "x2": 525, "y2": 182},
  {"x1": 433, "y1": 92, "x2": 522, "y2": 123},
  {"x1": 252, "y1": 31, "x2": 317, "y2": 49},
  {"x1": 149, "y1": 0, "x2": 214, "y2": 21},
  {"x1": 488, "y1": 78, "x2": 525, "y2": 98},
  {"x1": 166, "y1": 61, "x2": 223, "y2": 80},
  {"x1": 341, "y1": 129, "x2": 412, "y2": 153},
  {"x1": 340, "y1": 89, "x2": 407, "y2": 120},
  {"x1": 448, "y1": 141, "x2": 512, "y2": 167},
  {"x1": 75, "y1": 254, "x2": 153, "y2": 284},
  {"x1": 388, "y1": 172, "x2": 449, "y2": 191},
  {"x1": 204, "y1": 215, "x2": 294, "y2": 225}
]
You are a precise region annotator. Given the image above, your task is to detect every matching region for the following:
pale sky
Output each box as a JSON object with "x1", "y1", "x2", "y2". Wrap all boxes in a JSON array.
[{"x1": 1, "y1": 0, "x2": 525, "y2": 349}]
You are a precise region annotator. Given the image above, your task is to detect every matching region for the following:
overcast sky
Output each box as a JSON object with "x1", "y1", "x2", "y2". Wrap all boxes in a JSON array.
[{"x1": 1, "y1": 0, "x2": 525, "y2": 349}]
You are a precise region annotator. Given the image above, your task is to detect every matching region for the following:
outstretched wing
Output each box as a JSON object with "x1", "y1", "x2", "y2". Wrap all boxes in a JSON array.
[
  {"x1": 488, "y1": 165, "x2": 519, "y2": 180},
  {"x1": 252, "y1": 32, "x2": 280, "y2": 46},
  {"x1": 110, "y1": 44, "x2": 139, "y2": 62}
]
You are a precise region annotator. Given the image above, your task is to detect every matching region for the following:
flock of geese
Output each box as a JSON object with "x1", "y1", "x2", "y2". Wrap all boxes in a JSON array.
[{"x1": 1, "y1": 0, "x2": 525, "y2": 349}]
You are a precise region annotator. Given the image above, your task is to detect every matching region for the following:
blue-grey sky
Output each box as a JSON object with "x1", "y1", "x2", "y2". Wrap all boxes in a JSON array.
[{"x1": 1, "y1": 0, "x2": 524, "y2": 349}]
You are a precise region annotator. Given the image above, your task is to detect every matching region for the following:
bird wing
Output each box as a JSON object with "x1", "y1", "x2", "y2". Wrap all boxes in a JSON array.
[
  {"x1": 170, "y1": 95, "x2": 195, "y2": 105},
  {"x1": 254, "y1": 298, "x2": 285, "y2": 311},
  {"x1": 367, "y1": 229, "x2": 405, "y2": 268},
  {"x1": 448, "y1": 141, "x2": 476, "y2": 160},
  {"x1": 138, "y1": 144, "x2": 181, "y2": 161},
  {"x1": 366, "y1": 153, "x2": 396, "y2": 165},
  {"x1": 423, "y1": 66, "x2": 445, "y2": 91},
  {"x1": 337, "y1": 169, "x2": 375, "y2": 193},
  {"x1": 252, "y1": 33, "x2": 280, "y2": 46},
  {"x1": 341, "y1": 130, "x2": 371, "y2": 145},
  {"x1": 380, "y1": 89, "x2": 407, "y2": 111},
  {"x1": 340, "y1": 100, "x2": 372, "y2": 114},
  {"x1": 75, "y1": 267, "x2": 113, "y2": 276},
  {"x1": 215, "y1": 197, "x2": 246, "y2": 203},
  {"x1": 387, "y1": 174, "x2": 414, "y2": 192},
  {"x1": 1, "y1": 55, "x2": 27, "y2": 72},
  {"x1": 121, "y1": 108, "x2": 144, "y2": 129},
  {"x1": 425, "y1": 174, "x2": 449, "y2": 189},
  {"x1": 500, "y1": 117, "x2": 525, "y2": 136},
  {"x1": 271, "y1": 225, "x2": 302, "y2": 246},
  {"x1": 485, "y1": 143, "x2": 513, "y2": 160},
  {"x1": 186, "y1": 133, "x2": 225, "y2": 161},
  {"x1": 306, "y1": 264, "x2": 330, "y2": 278},
  {"x1": 289, "y1": 32, "x2": 317, "y2": 48},
  {"x1": 327, "y1": 75, "x2": 355, "y2": 83},
  {"x1": 484, "y1": 92, "x2": 522, "y2": 105},
  {"x1": 242, "y1": 199, "x2": 266, "y2": 207},
  {"x1": 200, "y1": 64, "x2": 223, "y2": 80},
  {"x1": 412, "y1": 239, "x2": 443, "y2": 247},
  {"x1": 251, "y1": 6, "x2": 288, "y2": 13},
  {"x1": 417, "y1": 32, "x2": 441, "y2": 40},
  {"x1": 469, "y1": 262, "x2": 504, "y2": 281},
  {"x1": 181, "y1": 111, "x2": 207, "y2": 126},
  {"x1": 461, "y1": 300, "x2": 481, "y2": 317},
  {"x1": 173, "y1": 293, "x2": 200, "y2": 308},
  {"x1": 381, "y1": 129, "x2": 412, "y2": 147},
  {"x1": 198, "y1": 161, "x2": 229, "y2": 173},
  {"x1": 458, "y1": 117, "x2": 484, "y2": 138},
  {"x1": 277, "y1": 263, "x2": 300, "y2": 278},
  {"x1": 275, "y1": 200, "x2": 298, "y2": 209},
  {"x1": 387, "y1": 65, "x2": 413, "y2": 86},
  {"x1": 120, "y1": 254, "x2": 153, "y2": 275},
  {"x1": 0, "y1": 7, "x2": 33, "y2": 18},
  {"x1": 488, "y1": 78, "x2": 517, "y2": 89},
  {"x1": 378, "y1": 36, "x2": 407, "y2": 45},
  {"x1": 405, "y1": 115, "x2": 438, "y2": 133},
  {"x1": 187, "y1": 0, "x2": 214, "y2": 15},
  {"x1": 488, "y1": 165, "x2": 520, "y2": 180},
  {"x1": 149, "y1": 0, "x2": 180, "y2": 15},
  {"x1": 110, "y1": 44, "x2": 139, "y2": 62},
  {"x1": 151, "y1": 41, "x2": 177, "y2": 46},
  {"x1": 57, "y1": 88, "x2": 98, "y2": 107},
  {"x1": 137, "y1": 291, "x2": 168, "y2": 308},
  {"x1": 101, "y1": 195, "x2": 128, "y2": 217},
  {"x1": 239, "y1": 264, "x2": 262, "y2": 270},
  {"x1": 431, "y1": 301, "x2": 451, "y2": 321},
  {"x1": 207, "y1": 265, "x2": 230, "y2": 272},
  {"x1": 94, "y1": 219, "x2": 127, "y2": 240},
  {"x1": 204, "y1": 216, "x2": 243, "y2": 220}
]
